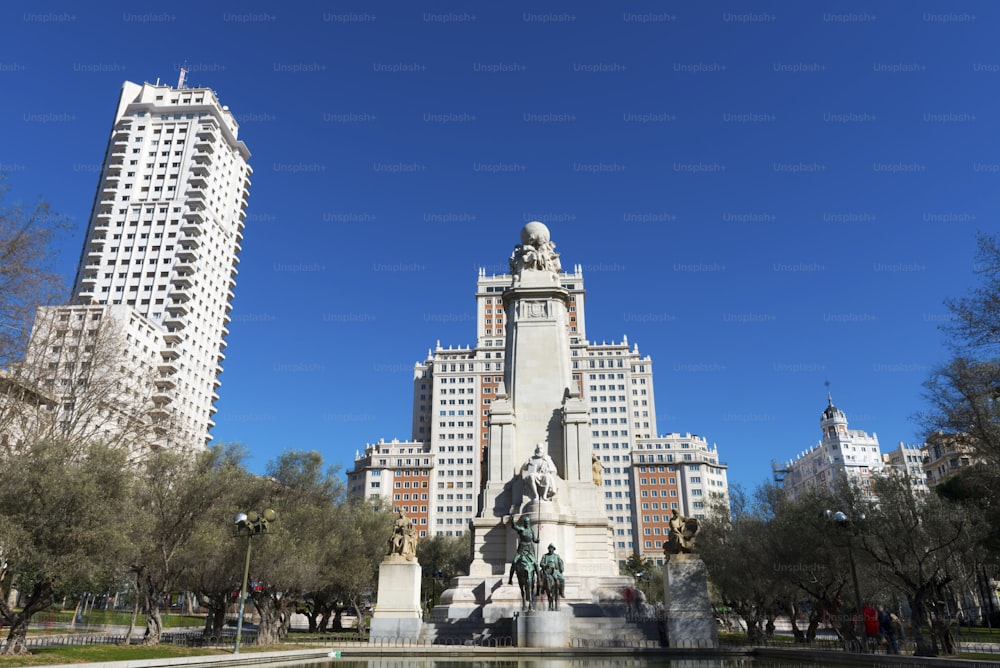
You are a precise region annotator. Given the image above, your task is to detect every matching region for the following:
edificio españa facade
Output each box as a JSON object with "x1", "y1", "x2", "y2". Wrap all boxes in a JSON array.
[
  {"x1": 348, "y1": 234, "x2": 729, "y2": 563},
  {"x1": 20, "y1": 79, "x2": 251, "y2": 456}
]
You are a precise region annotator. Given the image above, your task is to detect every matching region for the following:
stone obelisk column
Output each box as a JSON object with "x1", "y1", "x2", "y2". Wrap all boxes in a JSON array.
[{"x1": 439, "y1": 223, "x2": 626, "y2": 629}]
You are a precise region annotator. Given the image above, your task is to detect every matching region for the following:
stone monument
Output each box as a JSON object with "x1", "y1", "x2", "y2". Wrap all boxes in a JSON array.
[
  {"x1": 369, "y1": 510, "x2": 422, "y2": 642},
  {"x1": 662, "y1": 512, "x2": 718, "y2": 648},
  {"x1": 434, "y1": 223, "x2": 633, "y2": 645}
]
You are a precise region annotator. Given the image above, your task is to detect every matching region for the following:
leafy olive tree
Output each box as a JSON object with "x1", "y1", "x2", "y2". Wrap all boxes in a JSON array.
[
  {"x1": 173, "y1": 443, "x2": 257, "y2": 641},
  {"x1": 417, "y1": 531, "x2": 473, "y2": 610},
  {"x1": 852, "y1": 474, "x2": 983, "y2": 656},
  {"x1": 245, "y1": 450, "x2": 346, "y2": 645},
  {"x1": 123, "y1": 444, "x2": 249, "y2": 645},
  {"x1": 0, "y1": 439, "x2": 132, "y2": 655},
  {"x1": 699, "y1": 485, "x2": 780, "y2": 642},
  {"x1": 325, "y1": 498, "x2": 395, "y2": 637}
]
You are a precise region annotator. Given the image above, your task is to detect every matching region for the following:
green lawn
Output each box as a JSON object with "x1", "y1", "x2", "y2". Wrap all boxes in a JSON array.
[{"x1": 0, "y1": 644, "x2": 241, "y2": 667}]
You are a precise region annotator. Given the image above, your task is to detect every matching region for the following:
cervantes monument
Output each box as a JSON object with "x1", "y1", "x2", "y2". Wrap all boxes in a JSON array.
[{"x1": 434, "y1": 223, "x2": 633, "y2": 639}]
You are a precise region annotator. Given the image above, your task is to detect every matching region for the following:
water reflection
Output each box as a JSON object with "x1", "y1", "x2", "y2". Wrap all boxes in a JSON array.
[{"x1": 297, "y1": 659, "x2": 771, "y2": 668}]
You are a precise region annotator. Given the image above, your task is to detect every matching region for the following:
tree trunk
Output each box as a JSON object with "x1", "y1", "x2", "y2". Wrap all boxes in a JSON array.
[
  {"x1": 2, "y1": 616, "x2": 30, "y2": 656},
  {"x1": 142, "y1": 599, "x2": 163, "y2": 646},
  {"x1": 213, "y1": 606, "x2": 227, "y2": 640},
  {"x1": 331, "y1": 608, "x2": 343, "y2": 631},
  {"x1": 805, "y1": 609, "x2": 821, "y2": 642},
  {"x1": 351, "y1": 599, "x2": 367, "y2": 638},
  {"x1": 254, "y1": 596, "x2": 281, "y2": 646},
  {"x1": 0, "y1": 580, "x2": 55, "y2": 656},
  {"x1": 121, "y1": 593, "x2": 140, "y2": 646},
  {"x1": 787, "y1": 603, "x2": 805, "y2": 642},
  {"x1": 69, "y1": 597, "x2": 82, "y2": 630},
  {"x1": 910, "y1": 591, "x2": 936, "y2": 656},
  {"x1": 278, "y1": 607, "x2": 291, "y2": 638}
]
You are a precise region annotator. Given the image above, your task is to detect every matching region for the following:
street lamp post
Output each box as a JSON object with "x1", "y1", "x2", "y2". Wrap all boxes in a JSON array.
[
  {"x1": 825, "y1": 509, "x2": 866, "y2": 651},
  {"x1": 233, "y1": 509, "x2": 276, "y2": 654}
]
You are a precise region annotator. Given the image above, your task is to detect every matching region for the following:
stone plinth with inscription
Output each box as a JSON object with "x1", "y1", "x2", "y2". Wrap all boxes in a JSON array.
[
  {"x1": 662, "y1": 554, "x2": 718, "y2": 648},
  {"x1": 369, "y1": 556, "x2": 422, "y2": 642}
]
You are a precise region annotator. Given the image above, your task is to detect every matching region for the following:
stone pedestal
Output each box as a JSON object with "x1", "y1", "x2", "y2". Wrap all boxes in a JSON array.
[
  {"x1": 663, "y1": 554, "x2": 718, "y2": 648},
  {"x1": 369, "y1": 557, "x2": 422, "y2": 642},
  {"x1": 515, "y1": 609, "x2": 570, "y2": 647}
]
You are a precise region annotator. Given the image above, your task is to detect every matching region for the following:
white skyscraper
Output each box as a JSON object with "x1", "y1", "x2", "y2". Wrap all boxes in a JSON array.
[{"x1": 28, "y1": 79, "x2": 251, "y2": 452}]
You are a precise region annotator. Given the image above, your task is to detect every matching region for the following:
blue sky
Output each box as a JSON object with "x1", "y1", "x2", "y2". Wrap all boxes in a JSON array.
[{"x1": 2, "y1": 1, "x2": 996, "y2": 491}]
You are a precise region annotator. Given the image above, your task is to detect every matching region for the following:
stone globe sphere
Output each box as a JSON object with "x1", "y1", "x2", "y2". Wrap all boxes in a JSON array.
[{"x1": 521, "y1": 221, "x2": 550, "y2": 246}]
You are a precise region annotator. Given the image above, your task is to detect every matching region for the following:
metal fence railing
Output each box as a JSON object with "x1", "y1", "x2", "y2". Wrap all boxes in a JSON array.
[{"x1": 0, "y1": 627, "x2": 260, "y2": 653}]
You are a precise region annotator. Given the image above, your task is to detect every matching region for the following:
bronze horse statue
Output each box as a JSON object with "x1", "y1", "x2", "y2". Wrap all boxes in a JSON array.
[
  {"x1": 514, "y1": 560, "x2": 535, "y2": 611},
  {"x1": 538, "y1": 562, "x2": 562, "y2": 611}
]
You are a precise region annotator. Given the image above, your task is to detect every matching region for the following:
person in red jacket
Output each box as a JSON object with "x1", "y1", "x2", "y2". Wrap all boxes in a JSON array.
[{"x1": 863, "y1": 604, "x2": 879, "y2": 643}]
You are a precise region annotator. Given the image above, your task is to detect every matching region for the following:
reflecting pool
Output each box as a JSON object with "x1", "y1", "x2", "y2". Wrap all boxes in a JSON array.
[{"x1": 278, "y1": 658, "x2": 832, "y2": 668}]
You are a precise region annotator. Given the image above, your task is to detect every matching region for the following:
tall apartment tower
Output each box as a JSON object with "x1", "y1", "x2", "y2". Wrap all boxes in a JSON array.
[{"x1": 39, "y1": 80, "x2": 251, "y2": 451}]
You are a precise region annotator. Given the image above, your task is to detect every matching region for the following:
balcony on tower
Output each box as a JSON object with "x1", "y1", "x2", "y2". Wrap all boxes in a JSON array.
[
  {"x1": 196, "y1": 119, "x2": 219, "y2": 139},
  {"x1": 194, "y1": 150, "x2": 213, "y2": 165},
  {"x1": 100, "y1": 187, "x2": 118, "y2": 201},
  {"x1": 169, "y1": 284, "x2": 190, "y2": 304},
  {"x1": 183, "y1": 207, "x2": 206, "y2": 224},
  {"x1": 150, "y1": 396, "x2": 172, "y2": 419},
  {"x1": 162, "y1": 329, "x2": 184, "y2": 344},
  {"x1": 193, "y1": 137, "x2": 215, "y2": 155},
  {"x1": 172, "y1": 273, "x2": 193, "y2": 289},
  {"x1": 185, "y1": 187, "x2": 206, "y2": 203},
  {"x1": 155, "y1": 373, "x2": 177, "y2": 391},
  {"x1": 176, "y1": 245, "x2": 199, "y2": 263},
  {"x1": 168, "y1": 300, "x2": 190, "y2": 316},
  {"x1": 180, "y1": 220, "x2": 201, "y2": 238},
  {"x1": 180, "y1": 233, "x2": 200, "y2": 249},
  {"x1": 163, "y1": 312, "x2": 186, "y2": 330},
  {"x1": 158, "y1": 358, "x2": 178, "y2": 375}
]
